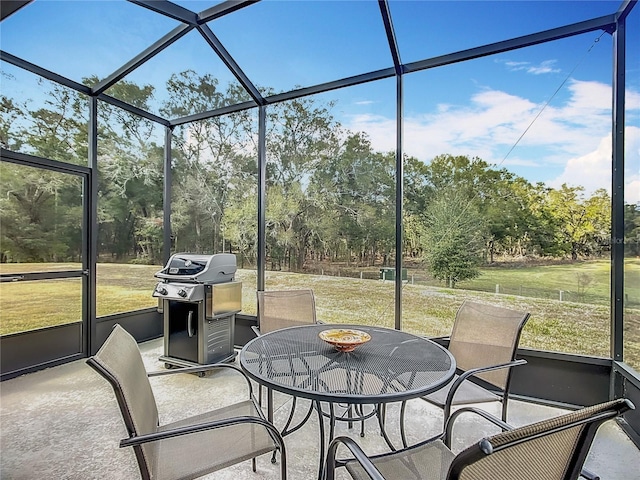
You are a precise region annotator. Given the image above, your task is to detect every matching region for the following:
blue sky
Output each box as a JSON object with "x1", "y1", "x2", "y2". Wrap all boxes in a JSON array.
[{"x1": 1, "y1": 0, "x2": 639, "y2": 202}]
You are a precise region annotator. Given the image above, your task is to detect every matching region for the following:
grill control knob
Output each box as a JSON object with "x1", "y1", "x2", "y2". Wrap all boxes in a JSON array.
[
  {"x1": 156, "y1": 286, "x2": 168, "y2": 295},
  {"x1": 177, "y1": 289, "x2": 187, "y2": 298}
]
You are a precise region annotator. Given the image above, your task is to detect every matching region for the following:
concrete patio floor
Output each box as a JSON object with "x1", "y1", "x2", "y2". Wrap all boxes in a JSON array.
[{"x1": 1, "y1": 337, "x2": 639, "y2": 480}]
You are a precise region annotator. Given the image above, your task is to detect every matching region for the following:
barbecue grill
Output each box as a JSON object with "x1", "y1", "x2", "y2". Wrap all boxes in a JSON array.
[{"x1": 153, "y1": 253, "x2": 242, "y2": 370}]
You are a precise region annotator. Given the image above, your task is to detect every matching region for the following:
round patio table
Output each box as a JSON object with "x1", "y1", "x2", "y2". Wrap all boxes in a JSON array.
[{"x1": 239, "y1": 324, "x2": 456, "y2": 479}]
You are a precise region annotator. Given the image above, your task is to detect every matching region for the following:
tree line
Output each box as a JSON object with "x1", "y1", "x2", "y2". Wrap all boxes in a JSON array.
[{"x1": 1, "y1": 71, "x2": 639, "y2": 285}]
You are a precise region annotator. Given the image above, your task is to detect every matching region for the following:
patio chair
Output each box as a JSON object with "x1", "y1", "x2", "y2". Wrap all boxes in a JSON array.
[
  {"x1": 254, "y1": 289, "x2": 319, "y2": 434},
  {"x1": 325, "y1": 398, "x2": 634, "y2": 480},
  {"x1": 87, "y1": 324, "x2": 286, "y2": 480},
  {"x1": 254, "y1": 288, "x2": 318, "y2": 335},
  {"x1": 254, "y1": 289, "x2": 369, "y2": 439},
  {"x1": 401, "y1": 300, "x2": 530, "y2": 444}
]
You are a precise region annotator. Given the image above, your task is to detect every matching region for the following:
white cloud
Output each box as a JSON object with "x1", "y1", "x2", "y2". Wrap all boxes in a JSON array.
[
  {"x1": 550, "y1": 126, "x2": 640, "y2": 204},
  {"x1": 347, "y1": 80, "x2": 612, "y2": 162},
  {"x1": 627, "y1": 179, "x2": 640, "y2": 205},
  {"x1": 505, "y1": 61, "x2": 529, "y2": 68},
  {"x1": 547, "y1": 135, "x2": 612, "y2": 192},
  {"x1": 502, "y1": 59, "x2": 560, "y2": 75},
  {"x1": 527, "y1": 60, "x2": 561, "y2": 75},
  {"x1": 342, "y1": 80, "x2": 640, "y2": 202}
]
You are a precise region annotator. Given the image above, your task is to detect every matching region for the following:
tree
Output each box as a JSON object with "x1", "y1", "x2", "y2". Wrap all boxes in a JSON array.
[
  {"x1": 0, "y1": 162, "x2": 81, "y2": 262},
  {"x1": 482, "y1": 175, "x2": 538, "y2": 261},
  {"x1": 95, "y1": 79, "x2": 164, "y2": 263},
  {"x1": 0, "y1": 94, "x2": 26, "y2": 151},
  {"x1": 309, "y1": 133, "x2": 395, "y2": 267},
  {"x1": 23, "y1": 81, "x2": 88, "y2": 165},
  {"x1": 583, "y1": 188, "x2": 612, "y2": 257},
  {"x1": 624, "y1": 203, "x2": 640, "y2": 257},
  {"x1": 543, "y1": 185, "x2": 611, "y2": 260},
  {"x1": 1, "y1": 69, "x2": 621, "y2": 270},
  {"x1": 0, "y1": 81, "x2": 86, "y2": 262},
  {"x1": 264, "y1": 96, "x2": 340, "y2": 270},
  {"x1": 221, "y1": 188, "x2": 258, "y2": 267},
  {"x1": 423, "y1": 154, "x2": 538, "y2": 263},
  {"x1": 164, "y1": 72, "x2": 256, "y2": 255},
  {"x1": 265, "y1": 183, "x2": 308, "y2": 270},
  {"x1": 422, "y1": 188, "x2": 484, "y2": 287}
]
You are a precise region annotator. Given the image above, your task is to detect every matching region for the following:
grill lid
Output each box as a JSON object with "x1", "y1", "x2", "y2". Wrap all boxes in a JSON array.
[{"x1": 155, "y1": 253, "x2": 236, "y2": 283}]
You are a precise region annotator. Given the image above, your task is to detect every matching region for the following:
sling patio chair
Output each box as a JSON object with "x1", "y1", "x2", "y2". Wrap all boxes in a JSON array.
[
  {"x1": 400, "y1": 300, "x2": 530, "y2": 446},
  {"x1": 254, "y1": 289, "x2": 320, "y2": 433},
  {"x1": 87, "y1": 324, "x2": 286, "y2": 480},
  {"x1": 254, "y1": 289, "x2": 370, "y2": 439},
  {"x1": 254, "y1": 288, "x2": 318, "y2": 335},
  {"x1": 326, "y1": 398, "x2": 634, "y2": 480}
]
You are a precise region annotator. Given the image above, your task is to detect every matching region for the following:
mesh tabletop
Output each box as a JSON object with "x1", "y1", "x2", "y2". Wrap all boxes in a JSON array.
[{"x1": 240, "y1": 324, "x2": 455, "y2": 404}]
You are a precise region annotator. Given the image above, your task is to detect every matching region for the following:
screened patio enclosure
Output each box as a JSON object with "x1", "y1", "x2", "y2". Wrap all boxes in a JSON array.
[{"x1": 1, "y1": 0, "x2": 639, "y2": 445}]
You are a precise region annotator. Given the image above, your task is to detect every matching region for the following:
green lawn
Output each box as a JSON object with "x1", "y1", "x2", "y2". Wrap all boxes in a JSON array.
[
  {"x1": 459, "y1": 259, "x2": 640, "y2": 307},
  {"x1": 261, "y1": 270, "x2": 639, "y2": 367},
  {"x1": 1, "y1": 260, "x2": 638, "y2": 370}
]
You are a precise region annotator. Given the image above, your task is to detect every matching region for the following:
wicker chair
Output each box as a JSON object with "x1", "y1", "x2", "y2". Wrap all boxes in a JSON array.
[
  {"x1": 400, "y1": 300, "x2": 530, "y2": 444},
  {"x1": 87, "y1": 324, "x2": 286, "y2": 480},
  {"x1": 326, "y1": 398, "x2": 634, "y2": 480}
]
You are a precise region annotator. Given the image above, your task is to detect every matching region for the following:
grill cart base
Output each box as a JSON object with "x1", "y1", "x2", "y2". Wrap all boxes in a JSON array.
[{"x1": 159, "y1": 305, "x2": 238, "y2": 372}]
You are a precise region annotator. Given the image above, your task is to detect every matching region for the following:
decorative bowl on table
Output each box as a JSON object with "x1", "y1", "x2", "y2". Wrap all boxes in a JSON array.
[{"x1": 319, "y1": 328, "x2": 371, "y2": 352}]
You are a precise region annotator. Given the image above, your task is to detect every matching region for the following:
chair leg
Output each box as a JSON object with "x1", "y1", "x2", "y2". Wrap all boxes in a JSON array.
[
  {"x1": 501, "y1": 397, "x2": 508, "y2": 423},
  {"x1": 252, "y1": 458, "x2": 257, "y2": 472}
]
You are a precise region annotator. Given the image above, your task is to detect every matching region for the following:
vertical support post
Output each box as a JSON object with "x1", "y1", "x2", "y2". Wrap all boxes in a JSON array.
[
  {"x1": 610, "y1": 16, "x2": 626, "y2": 397},
  {"x1": 611, "y1": 18, "x2": 625, "y2": 362},
  {"x1": 379, "y1": 0, "x2": 404, "y2": 331},
  {"x1": 257, "y1": 106, "x2": 267, "y2": 292},
  {"x1": 86, "y1": 97, "x2": 98, "y2": 355},
  {"x1": 394, "y1": 73, "x2": 404, "y2": 331},
  {"x1": 163, "y1": 125, "x2": 173, "y2": 265}
]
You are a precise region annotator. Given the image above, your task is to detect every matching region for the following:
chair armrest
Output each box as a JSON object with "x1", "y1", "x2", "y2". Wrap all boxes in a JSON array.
[
  {"x1": 443, "y1": 407, "x2": 513, "y2": 447},
  {"x1": 445, "y1": 359, "x2": 527, "y2": 413},
  {"x1": 148, "y1": 364, "x2": 255, "y2": 398},
  {"x1": 325, "y1": 436, "x2": 386, "y2": 480},
  {"x1": 251, "y1": 325, "x2": 261, "y2": 336},
  {"x1": 119, "y1": 415, "x2": 284, "y2": 449}
]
